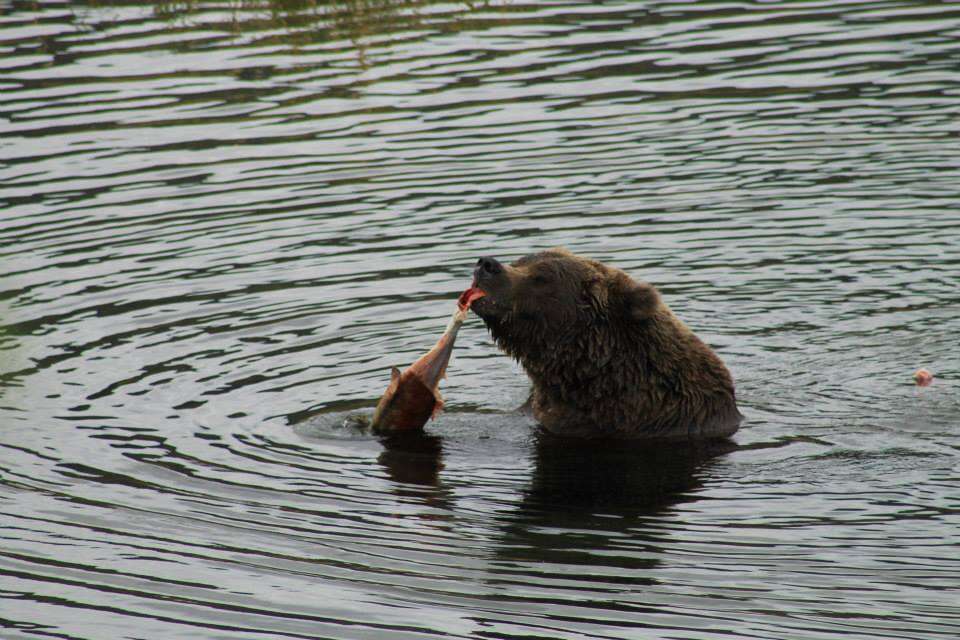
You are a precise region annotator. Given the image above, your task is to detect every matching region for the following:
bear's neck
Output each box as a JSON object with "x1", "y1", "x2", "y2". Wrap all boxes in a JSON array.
[{"x1": 490, "y1": 314, "x2": 635, "y2": 393}]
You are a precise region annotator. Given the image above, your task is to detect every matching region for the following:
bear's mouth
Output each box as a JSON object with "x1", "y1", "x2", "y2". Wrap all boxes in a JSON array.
[
  {"x1": 467, "y1": 279, "x2": 497, "y2": 319},
  {"x1": 457, "y1": 286, "x2": 486, "y2": 310}
]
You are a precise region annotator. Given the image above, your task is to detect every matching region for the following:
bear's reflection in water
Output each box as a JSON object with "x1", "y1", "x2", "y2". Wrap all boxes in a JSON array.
[
  {"x1": 486, "y1": 434, "x2": 734, "y2": 597},
  {"x1": 376, "y1": 421, "x2": 733, "y2": 563},
  {"x1": 525, "y1": 434, "x2": 727, "y2": 510},
  {"x1": 372, "y1": 418, "x2": 735, "y2": 596},
  {"x1": 377, "y1": 424, "x2": 730, "y2": 509}
]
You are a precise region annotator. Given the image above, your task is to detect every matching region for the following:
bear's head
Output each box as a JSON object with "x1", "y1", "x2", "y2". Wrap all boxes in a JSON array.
[{"x1": 470, "y1": 248, "x2": 660, "y2": 369}]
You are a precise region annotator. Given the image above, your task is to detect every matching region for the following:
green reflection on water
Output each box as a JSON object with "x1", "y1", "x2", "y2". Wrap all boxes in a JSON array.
[{"x1": 87, "y1": 0, "x2": 500, "y2": 66}]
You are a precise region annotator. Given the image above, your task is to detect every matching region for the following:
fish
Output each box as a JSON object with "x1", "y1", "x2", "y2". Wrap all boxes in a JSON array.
[{"x1": 370, "y1": 287, "x2": 486, "y2": 432}]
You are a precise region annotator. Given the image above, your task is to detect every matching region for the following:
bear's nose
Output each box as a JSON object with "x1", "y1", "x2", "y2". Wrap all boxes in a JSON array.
[{"x1": 476, "y1": 256, "x2": 503, "y2": 276}]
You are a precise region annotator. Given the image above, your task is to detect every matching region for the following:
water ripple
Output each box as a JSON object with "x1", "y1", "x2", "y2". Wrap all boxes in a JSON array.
[{"x1": 1, "y1": 1, "x2": 958, "y2": 639}]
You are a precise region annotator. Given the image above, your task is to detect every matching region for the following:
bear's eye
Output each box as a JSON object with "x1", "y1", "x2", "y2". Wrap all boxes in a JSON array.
[{"x1": 532, "y1": 273, "x2": 552, "y2": 286}]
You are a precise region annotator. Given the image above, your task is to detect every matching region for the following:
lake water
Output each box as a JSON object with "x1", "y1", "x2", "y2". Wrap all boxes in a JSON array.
[{"x1": 1, "y1": 1, "x2": 958, "y2": 638}]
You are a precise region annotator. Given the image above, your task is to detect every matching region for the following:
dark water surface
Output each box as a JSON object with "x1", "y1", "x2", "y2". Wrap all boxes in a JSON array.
[{"x1": 2, "y1": 1, "x2": 959, "y2": 638}]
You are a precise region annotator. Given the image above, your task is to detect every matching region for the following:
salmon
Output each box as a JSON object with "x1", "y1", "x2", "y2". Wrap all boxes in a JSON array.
[{"x1": 371, "y1": 287, "x2": 486, "y2": 432}]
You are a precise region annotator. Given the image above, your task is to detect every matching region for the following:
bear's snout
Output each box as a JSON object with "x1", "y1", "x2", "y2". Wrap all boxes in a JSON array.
[{"x1": 474, "y1": 256, "x2": 503, "y2": 284}]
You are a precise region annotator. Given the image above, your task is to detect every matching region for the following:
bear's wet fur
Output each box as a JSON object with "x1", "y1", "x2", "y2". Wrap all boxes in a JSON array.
[{"x1": 471, "y1": 248, "x2": 742, "y2": 439}]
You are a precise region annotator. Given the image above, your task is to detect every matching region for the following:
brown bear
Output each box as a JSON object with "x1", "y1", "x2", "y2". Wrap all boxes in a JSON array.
[{"x1": 470, "y1": 248, "x2": 742, "y2": 439}]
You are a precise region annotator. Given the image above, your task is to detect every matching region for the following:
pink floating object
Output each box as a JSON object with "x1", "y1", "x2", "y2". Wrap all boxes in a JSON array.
[{"x1": 913, "y1": 368, "x2": 934, "y2": 387}]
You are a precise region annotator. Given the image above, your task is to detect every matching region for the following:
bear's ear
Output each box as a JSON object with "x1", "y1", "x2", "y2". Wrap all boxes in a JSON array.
[{"x1": 613, "y1": 275, "x2": 660, "y2": 320}]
